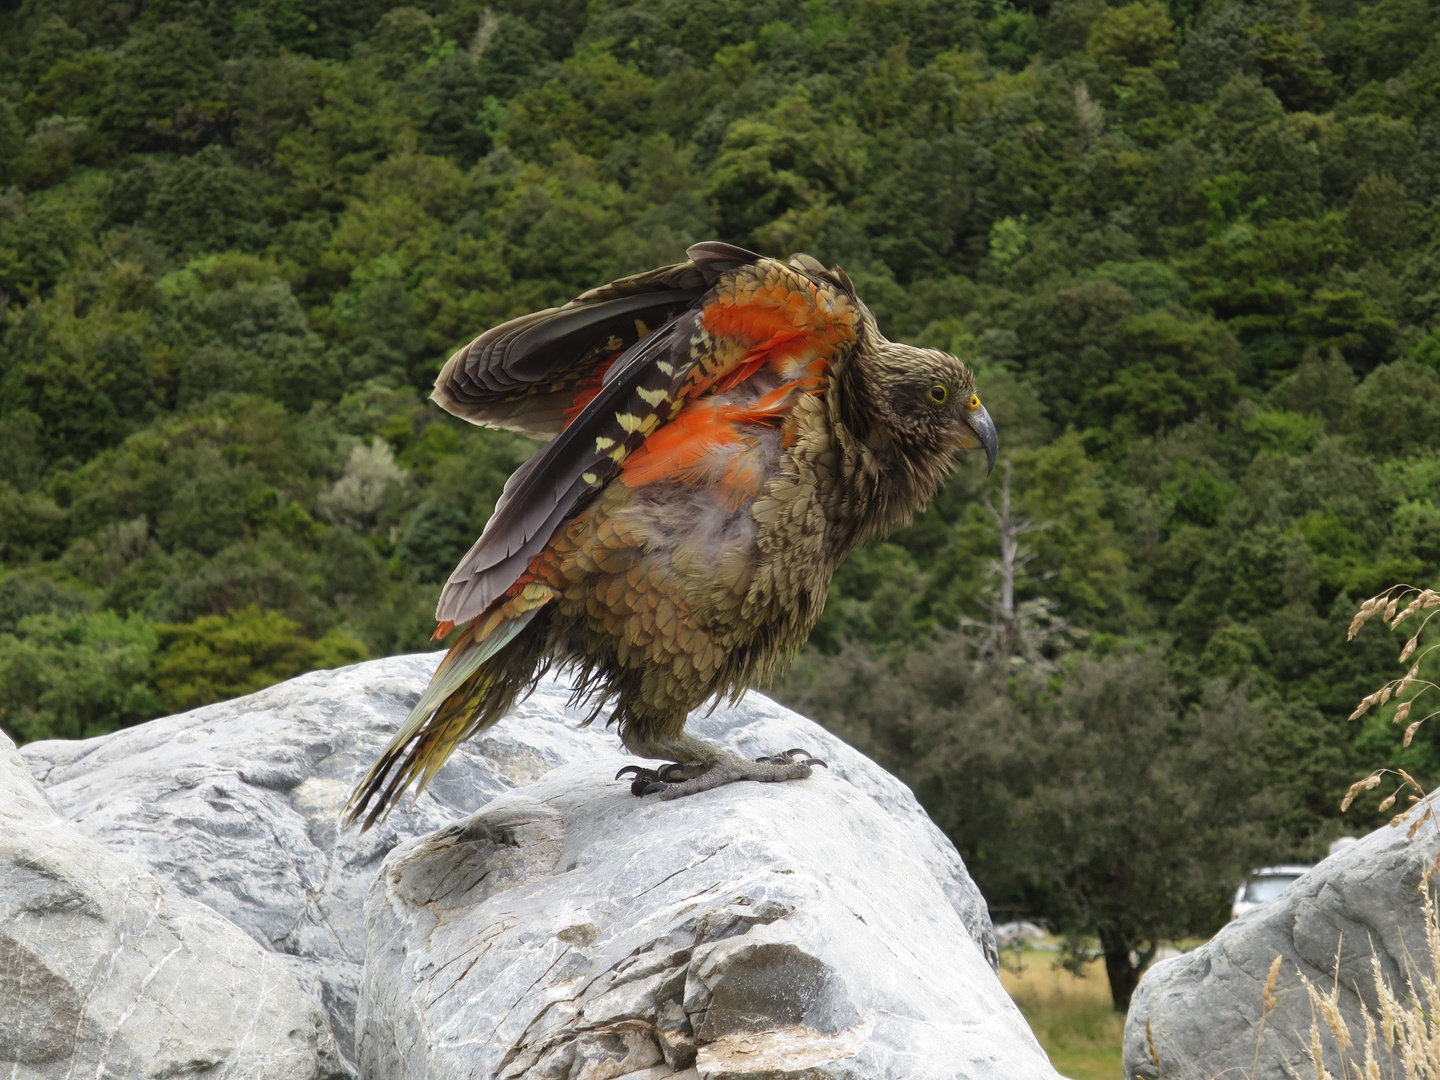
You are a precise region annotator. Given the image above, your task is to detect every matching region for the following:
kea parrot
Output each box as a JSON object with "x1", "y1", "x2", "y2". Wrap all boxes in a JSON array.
[{"x1": 343, "y1": 242, "x2": 998, "y2": 829}]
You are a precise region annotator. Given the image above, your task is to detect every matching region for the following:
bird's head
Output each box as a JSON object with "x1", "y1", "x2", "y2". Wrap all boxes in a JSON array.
[{"x1": 866, "y1": 342, "x2": 999, "y2": 475}]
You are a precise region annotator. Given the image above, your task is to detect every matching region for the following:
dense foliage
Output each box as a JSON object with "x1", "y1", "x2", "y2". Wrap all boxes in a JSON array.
[{"x1": 2, "y1": 0, "x2": 1435, "y2": 1000}]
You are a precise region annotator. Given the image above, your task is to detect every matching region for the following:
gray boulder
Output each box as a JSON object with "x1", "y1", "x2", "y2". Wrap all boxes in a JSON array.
[
  {"x1": 360, "y1": 759, "x2": 1057, "y2": 1080},
  {"x1": 20, "y1": 653, "x2": 998, "y2": 1073},
  {"x1": 0, "y1": 730, "x2": 344, "y2": 1080},
  {"x1": 1123, "y1": 806, "x2": 1440, "y2": 1080}
]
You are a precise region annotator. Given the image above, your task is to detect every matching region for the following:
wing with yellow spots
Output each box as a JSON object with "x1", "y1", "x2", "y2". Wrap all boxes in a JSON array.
[
  {"x1": 433, "y1": 242, "x2": 862, "y2": 627},
  {"x1": 432, "y1": 258, "x2": 713, "y2": 437}
]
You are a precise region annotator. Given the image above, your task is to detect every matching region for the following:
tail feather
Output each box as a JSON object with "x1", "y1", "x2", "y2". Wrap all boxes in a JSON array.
[{"x1": 342, "y1": 607, "x2": 542, "y2": 831}]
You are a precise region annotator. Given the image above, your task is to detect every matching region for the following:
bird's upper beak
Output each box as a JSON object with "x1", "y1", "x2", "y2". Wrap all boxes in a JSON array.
[{"x1": 964, "y1": 403, "x2": 999, "y2": 475}]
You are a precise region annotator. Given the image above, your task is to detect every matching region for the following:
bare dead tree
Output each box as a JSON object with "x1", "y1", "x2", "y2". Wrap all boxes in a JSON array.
[{"x1": 962, "y1": 459, "x2": 1068, "y2": 660}]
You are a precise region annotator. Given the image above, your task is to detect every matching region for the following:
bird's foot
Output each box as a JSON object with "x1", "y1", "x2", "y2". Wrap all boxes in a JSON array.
[
  {"x1": 619, "y1": 749, "x2": 826, "y2": 800},
  {"x1": 615, "y1": 762, "x2": 708, "y2": 796}
]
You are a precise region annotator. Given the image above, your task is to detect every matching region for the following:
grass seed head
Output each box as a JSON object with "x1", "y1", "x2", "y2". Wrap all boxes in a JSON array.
[
  {"x1": 1362, "y1": 1013, "x2": 1381, "y2": 1080},
  {"x1": 1425, "y1": 848, "x2": 1440, "y2": 887},
  {"x1": 1263, "y1": 955, "x2": 1282, "y2": 1017},
  {"x1": 1349, "y1": 592, "x2": 1397, "y2": 639},
  {"x1": 1406, "y1": 804, "x2": 1434, "y2": 838},
  {"x1": 1342, "y1": 772, "x2": 1384, "y2": 811},
  {"x1": 1308, "y1": 1016, "x2": 1335, "y2": 1080},
  {"x1": 1349, "y1": 600, "x2": 1378, "y2": 640},
  {"x1": 1351, "y1": 692, "x2": 1382, "y2": 721}
]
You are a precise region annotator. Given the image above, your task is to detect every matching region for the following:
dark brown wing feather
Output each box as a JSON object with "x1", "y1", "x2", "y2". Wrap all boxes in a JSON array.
[
  {"x1": 435, "y1": 320, "x2": 680, "y2": 624},
  {"x1": 433, "y1": 265, "x2": 702, "y2": 436}
]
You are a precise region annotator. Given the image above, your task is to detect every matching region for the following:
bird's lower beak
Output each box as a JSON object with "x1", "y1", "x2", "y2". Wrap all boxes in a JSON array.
[{"x1": 965, "y1": 404, "x2": 999, "y2": 475}]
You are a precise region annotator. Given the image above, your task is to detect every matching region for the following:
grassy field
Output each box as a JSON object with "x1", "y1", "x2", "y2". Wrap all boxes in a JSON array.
[{"x1": 999, "y1": 946, "x2": 1125, "y2": 1080}]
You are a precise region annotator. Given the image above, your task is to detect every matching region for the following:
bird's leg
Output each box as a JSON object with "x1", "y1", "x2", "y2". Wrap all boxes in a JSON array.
[{"x1": 617, "y1": 728, "x2": 825, "y2": 800}]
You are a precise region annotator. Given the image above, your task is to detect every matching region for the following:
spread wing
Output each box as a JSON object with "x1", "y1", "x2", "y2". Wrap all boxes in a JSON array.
[
  {"x1": 432, "y1": 242, "x2": 861, "y2": 628},
  {"x1": 433, "y1": 260, "x2": 707, "y2": 438}
]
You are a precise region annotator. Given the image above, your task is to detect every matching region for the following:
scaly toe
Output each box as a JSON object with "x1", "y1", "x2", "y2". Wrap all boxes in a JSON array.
[{"x1": 656, "y1": 752, "x2": 817, "y2": 800}]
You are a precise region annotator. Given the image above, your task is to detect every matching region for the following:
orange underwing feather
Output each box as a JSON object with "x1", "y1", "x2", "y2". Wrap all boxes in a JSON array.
[
  {"x1": 562, "y1": 357, "x2": 616, "y2": 423},
  {"x1": 620, "y1": 380, "x2": 805, "y2": 496},
  {"x1": 617, "y1": 273, "x2": 850, "y2": 508}
]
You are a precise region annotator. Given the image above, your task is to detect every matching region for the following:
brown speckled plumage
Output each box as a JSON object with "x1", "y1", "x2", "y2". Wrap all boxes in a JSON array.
[{"x1": 344, "y1": 243, "x2": 997, "y2": 828}]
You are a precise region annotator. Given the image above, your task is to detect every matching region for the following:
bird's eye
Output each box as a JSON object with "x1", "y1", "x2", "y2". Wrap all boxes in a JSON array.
[
  {"x1": 967, "y1": 394, "x2": 981, "y2": 410},
  {"x1": 929, "y1": 384, "x2": 948, "y2": 404}
]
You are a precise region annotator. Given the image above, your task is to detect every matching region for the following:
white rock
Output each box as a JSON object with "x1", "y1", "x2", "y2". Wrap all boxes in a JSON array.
[
  {"x1": 1124, "y1": 801, "x2": 1440, "y2": 1079},
  {"x1": 994, "y1": 921, "x2": 1048, "y2": 950},
  {"x1": 360, "y1": 759, "x2": 1058, "y2": 1080},
  {"x1": 19, "y1": 653, "x2": 998, "y2": 1072},
  {"x1": 0, "y1": 730, "x2": 344, "y2": 1080}
]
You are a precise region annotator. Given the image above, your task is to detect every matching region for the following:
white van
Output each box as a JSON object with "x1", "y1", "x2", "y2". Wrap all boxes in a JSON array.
[{"x1": 1231, "y1": 865, "x2": 1312, "y2": 921}]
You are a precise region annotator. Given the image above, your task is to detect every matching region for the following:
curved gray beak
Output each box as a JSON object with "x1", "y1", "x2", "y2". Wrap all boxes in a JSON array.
[{"x1": 966, "y1": 403, "x2": 999, "y2": 476}]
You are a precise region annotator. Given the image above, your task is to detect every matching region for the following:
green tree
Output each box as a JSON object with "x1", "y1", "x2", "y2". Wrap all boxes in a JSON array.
[
  {"x1": 144, "y1": 147, "x2": 272, "y2": 257},
  {"x1": 0, "y1": 611, "x2": 163, "y2": 743},
  {"x1": 101, "y1": 20, "x2": 225, "y2": 150},
  {"x1": 150, "y1": 606, "x2": 366, "y2": 712},
  {"x1": 778, "y1": 644, "x2": 1273, "y2": 1010}
]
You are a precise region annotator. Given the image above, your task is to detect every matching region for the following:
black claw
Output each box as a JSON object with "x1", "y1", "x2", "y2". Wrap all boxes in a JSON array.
[
  {"x1": 657, "y1": 763, "x2": 686, "y2": 781},
  {"x1": 639, "y1": 780, "x2": 668, "y2": 797},
  {"x1": 755, "y1": 749, "x2": 826, "y2": 767},
  {"x1": 617, "y1": 764, "x2": 650, "y2": 780}
]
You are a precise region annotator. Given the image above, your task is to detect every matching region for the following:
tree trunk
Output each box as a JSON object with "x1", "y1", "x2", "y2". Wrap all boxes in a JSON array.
[{"x1": 1100, "y1": 934, "x2": 1156, "y2": 1011}]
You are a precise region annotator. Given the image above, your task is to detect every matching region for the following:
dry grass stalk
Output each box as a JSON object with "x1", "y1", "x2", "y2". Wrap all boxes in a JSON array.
[
  {"x1": 1308, "y1": 1014, "x2": 1335, "y2": 1080},
  {"x1": 1299, "y1": 882, "x2": 1440, "y2": 1080},
  {"x1": 1407, "y1": 802, "x2": 1436, "y2": 839},
  {"x1": 1265, "y1": 955, "x2": 1283, "y2": 1016},
  {"x1": 1349, "y1": 586, "x2": 1440, "y2": 642},
  {"x1": 1361, "y1": 1011, "x2": 1381, "y2": 1080},
  {"x1": 1344, "y1": 587, "x2": 1440, "y2": 820},
  {"x1": 1297, "y1": 592, "x2": 1440, "y2": 1080},
  {"x1": 1299, "y1": 968, "x2": 1353, "y2": 1055},
  {"x1": 1250, "y1": 955, "x2": 1285, "y2": 1080},
  {"x1": 1345, "y1": 770, "x2": 1432, "y2": 833},
  {"x1": 1148, "y1": 1017, "x2": 1161, "y2": 1072}
]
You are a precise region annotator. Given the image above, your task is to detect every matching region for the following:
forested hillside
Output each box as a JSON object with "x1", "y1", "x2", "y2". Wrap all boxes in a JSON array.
[{"x1": 3, "y1": 0, "x2": 1437, "y2": 982}]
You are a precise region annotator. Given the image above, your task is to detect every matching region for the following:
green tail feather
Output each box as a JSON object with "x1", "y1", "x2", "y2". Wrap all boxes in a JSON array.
[{"x1": 342, "y1": 609, "x2": 540, "y2": 830}]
